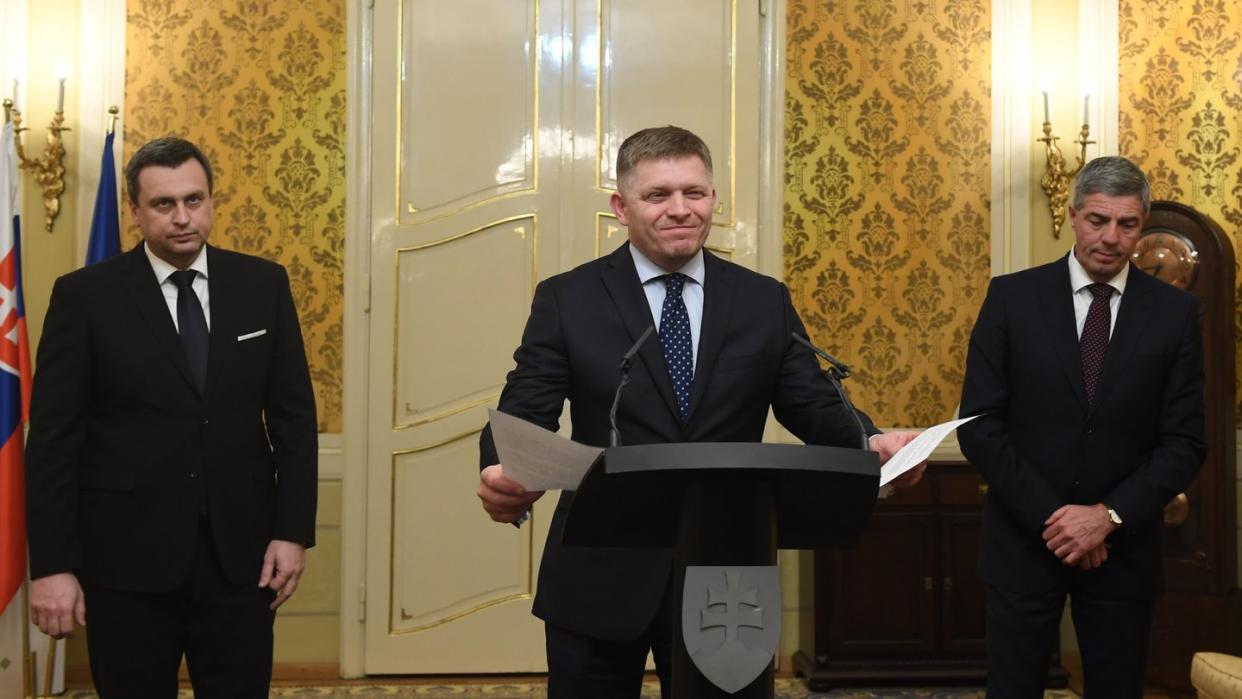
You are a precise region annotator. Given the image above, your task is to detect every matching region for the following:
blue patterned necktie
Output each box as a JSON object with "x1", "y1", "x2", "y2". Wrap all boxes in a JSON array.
[{"x1": 659, "y1": 273, "x2": 694, "y2": 420}]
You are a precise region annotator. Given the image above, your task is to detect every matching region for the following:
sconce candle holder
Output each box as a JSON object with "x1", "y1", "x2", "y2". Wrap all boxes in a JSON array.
[
  {"x1": 1037, "y1": 121, "x2": 1093, "y2": 238},
  {"x1": 3, "y1": 98, "x2": 70, "y2": 233}
]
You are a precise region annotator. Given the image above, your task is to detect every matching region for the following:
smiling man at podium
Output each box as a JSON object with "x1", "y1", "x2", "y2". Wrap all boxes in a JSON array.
[{"x1": 477, "y1": 126, "x2": 922, "y2": 699}]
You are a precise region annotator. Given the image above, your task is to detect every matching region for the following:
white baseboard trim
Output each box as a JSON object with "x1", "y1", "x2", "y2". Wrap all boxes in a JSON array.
[{"x1": 318, "y1": 433, "x2": 343, "y2": 481}]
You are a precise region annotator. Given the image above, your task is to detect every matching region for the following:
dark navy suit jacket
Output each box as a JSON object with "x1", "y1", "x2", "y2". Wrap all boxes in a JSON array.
[
  {"x1": 25, "y1": 244, "x2": 318, "y2": 592},
  {"x1": 959, "y1": 256, "x2": 1206, "y2": 599},
  {"x1": 480, "y1": 242, "x2": 875, "y2": 640}
]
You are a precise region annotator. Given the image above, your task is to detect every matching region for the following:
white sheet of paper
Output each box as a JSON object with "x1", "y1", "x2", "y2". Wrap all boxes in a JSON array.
[
  {"x1": 487, "y1": 409, "x2": 603, "y2": 491},
  {"x1": 878, "y1": 414, "x2": 982, "y2": 487}
]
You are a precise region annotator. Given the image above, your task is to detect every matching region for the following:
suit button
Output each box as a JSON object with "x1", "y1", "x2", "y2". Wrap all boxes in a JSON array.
[
  {"x1": 190, "y1": 472, "x2": 198, "y2": 479},
  {"x1": 1086, "y1": 428, "x2": 1094, "y2": 434},
  {"x1": 201, "y1": 418, "x2": 209, "y2": 425}
]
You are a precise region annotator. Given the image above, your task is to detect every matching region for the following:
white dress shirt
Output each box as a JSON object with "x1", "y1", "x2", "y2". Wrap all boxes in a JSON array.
[
  {"x1": 145, "y1": 243, "x2": 211, "y2": 331},
  {"x1": 1067, "y1": 251, "x2": 1126, "y2": 340}
]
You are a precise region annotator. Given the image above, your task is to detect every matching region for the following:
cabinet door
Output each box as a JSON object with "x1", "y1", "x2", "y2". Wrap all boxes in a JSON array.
[
  {"x1": 940, "y1": 512, "x2": 987, "y2": 655},
  {"x1": 824, "y1": 511, "x2": 937, "y2": 657}
]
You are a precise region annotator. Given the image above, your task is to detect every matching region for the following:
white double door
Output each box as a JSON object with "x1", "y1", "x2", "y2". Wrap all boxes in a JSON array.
[{"x1": 362, "y1": 0, "x2": 773, "y2": 672}]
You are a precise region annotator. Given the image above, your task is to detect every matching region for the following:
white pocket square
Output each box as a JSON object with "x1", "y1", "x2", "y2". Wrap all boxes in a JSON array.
[{"x1": 237, "y1": 329, "x2": 267, "y2": 342}]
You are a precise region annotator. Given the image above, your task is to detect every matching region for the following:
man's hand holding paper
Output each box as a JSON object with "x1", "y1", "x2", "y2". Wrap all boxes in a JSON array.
[{"x1": 477, "y1": 464, "x2": 545, "y2": 524}]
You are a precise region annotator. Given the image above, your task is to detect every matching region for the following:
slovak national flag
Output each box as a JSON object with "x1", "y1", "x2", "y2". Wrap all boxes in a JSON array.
[{"x1": 0, "y1": 121, "x2": 32, "y2": 613}]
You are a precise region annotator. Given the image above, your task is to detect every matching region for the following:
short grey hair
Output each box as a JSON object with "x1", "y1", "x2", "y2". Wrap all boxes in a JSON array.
[
  {"x1": 615, "y1": 126, "x2": 713, "y2": 189},
  {"x1": 1073, "y1": 156, "x2": 1151, "y2": 215}
]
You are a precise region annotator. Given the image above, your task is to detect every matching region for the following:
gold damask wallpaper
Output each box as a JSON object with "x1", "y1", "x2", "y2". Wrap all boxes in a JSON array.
[
  {"x1": 122, "y1": 0, "x2": 345, "y2": 432},
  {"x1": 1119, "y1": 0, "x2": 1242, "y2": 423},
  {"x1": 784, "y1": 0, "x2": 991, "y2": 426}
]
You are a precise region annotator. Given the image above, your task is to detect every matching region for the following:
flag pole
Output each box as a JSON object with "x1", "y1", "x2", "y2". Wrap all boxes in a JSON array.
[
  {"x1": 40, "y1": 633, "x2": 53, "y2": 699},
  {"x1": 20, "y1": 577, "x2": 31, "y2": 699}
]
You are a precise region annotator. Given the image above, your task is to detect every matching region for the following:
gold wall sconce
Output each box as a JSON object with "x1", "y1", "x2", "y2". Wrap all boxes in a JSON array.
[
  {"x1": 1037, "y1": 90, "x2": 1094, "y2": 238},
  {"x1": 4, "y1": 71, "x2": 71, "y2": 233}
]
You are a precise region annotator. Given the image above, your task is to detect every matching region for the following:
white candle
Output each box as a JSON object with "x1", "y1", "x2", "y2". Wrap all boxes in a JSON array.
[
  {"x1": 56, "y1": 78, "x2": 65, "y2": 112},
  {"x1": 1042, "y1": 90, "x2": 1050, "y2": 123},
  {"x1": 10, "y1": 79, "x2": 15, "y2": 110},
  {"x1": 1083, "y1": 94, "x2": 1090, "y2": 127}
]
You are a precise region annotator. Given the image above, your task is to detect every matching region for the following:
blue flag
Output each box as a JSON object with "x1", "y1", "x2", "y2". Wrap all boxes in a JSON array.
[{"x1": 86, "y1": 130, "x2": 120, "y2": 265}]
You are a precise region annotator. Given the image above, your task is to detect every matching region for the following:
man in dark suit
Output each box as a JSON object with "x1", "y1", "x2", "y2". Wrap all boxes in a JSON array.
[
  {"x1": 958, "y1": 156, "x2": 1206, "y2": 697},
  {"x1": 25, "y1": 137, "x2": 318, "y2": 698},
  {"x1": 477, "y1": 126, "x2": 923, "y2": 698}
]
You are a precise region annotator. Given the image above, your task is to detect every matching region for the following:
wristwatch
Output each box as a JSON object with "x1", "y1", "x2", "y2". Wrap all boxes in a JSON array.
[{"x1": 1104, "y1": 505, "x2": 1123, "y2": 526}]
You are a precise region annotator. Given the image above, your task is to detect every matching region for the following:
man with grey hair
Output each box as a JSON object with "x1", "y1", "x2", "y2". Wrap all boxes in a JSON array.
[
  {"x1": 959, "y1": 155, "x2": 1206, "y2": 696},
  {"x1": 477, "y1": 125, "x2": 926, "y2": 697}
]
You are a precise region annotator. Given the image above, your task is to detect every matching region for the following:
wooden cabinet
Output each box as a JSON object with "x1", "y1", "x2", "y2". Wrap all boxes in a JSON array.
[{"x1": 793, "y1": 462, "x2": 1066, "y2": 689}]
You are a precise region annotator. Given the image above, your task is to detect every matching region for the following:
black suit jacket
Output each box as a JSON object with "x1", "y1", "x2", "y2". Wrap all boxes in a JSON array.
[
  {"x1": 25, "y1": 244, "x2": 318, "y2": 593},
  {"x1": 958, "y1": 256, "x2": 1206, "y2": 599},
  {"x1": 480, "y1": 243, "x2": 876, "y2": 640}
]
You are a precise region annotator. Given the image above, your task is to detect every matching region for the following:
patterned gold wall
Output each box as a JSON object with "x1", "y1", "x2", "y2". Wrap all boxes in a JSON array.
[
  {"x1": 784, "y1": 0, "x2": 991, "y2": 426},
  {"x1": 122, "y1": 0, "x2": 345, "y2": 433},
  {"x1": 1119, "y1": 0, "x2": 1242, "y2": 423}
]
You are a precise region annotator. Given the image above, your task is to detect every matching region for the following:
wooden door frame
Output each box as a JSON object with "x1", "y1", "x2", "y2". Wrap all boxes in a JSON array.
[
  {"x1": 338, "y1": 0, "x2": 787, "y2": 677},
  {"x1": 339, "y1": 0, "x2": 372, "y2": 679}
]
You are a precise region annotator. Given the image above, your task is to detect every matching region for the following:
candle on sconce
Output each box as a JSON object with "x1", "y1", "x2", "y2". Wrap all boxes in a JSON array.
[
  {"x1": 53, "y1": 59, "x2": 70, "y2": 114},
  {"x1": 1083, "y1": 94, "x2": 1091, "y2": 127},
  {"x1": 1042, "y1": 91, "x2": 1050, "y2": 123},
  {"x1": 10, "y1": 79, "x2": 16, "y2": 110}
]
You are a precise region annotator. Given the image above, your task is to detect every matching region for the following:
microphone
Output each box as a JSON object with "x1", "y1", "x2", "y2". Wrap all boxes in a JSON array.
[
  {"x1": 791, "y1": 333, "x2": 852, "y2": 379},
  {"x1": 609, "y1": 325, "x2": 655, "y2": 447},
  {"x1": 792, "y1": 333, "x2": 869, "y2": 450}
]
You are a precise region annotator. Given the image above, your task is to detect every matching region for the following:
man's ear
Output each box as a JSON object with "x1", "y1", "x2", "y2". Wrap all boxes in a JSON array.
[{"x1": 609, "y1": 191, "x2": 629, "y2": 226}]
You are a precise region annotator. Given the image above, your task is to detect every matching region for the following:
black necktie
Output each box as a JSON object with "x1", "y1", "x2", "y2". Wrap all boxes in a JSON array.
[
  {"x1": 170, "y1": 270, "x2": 209, "y2": 393},
  {"x1": 659, "y1": 273, "x2": 694, "y2": 420},
  {"x1": 1080, "y1": 283, "x2": 1112, "y2": 404}
]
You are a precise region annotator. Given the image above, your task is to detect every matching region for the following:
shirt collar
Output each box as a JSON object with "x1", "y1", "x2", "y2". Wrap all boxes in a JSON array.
[
  {"x1": 629, "y1": 244, "x2": 705, "y2": 287},
  {"x1": 1067, "y1": 249, "x2": 1127, "y2": 296},
  {"x1": 145, "y1": 242, "x2": 209, "y2": 285}
]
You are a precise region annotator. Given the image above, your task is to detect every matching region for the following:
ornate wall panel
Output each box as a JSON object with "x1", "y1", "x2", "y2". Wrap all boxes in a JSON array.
[
  {"x1": 399, "y1": 1, "x2": 537, "y2": 219},
  {"x1": 1119, "y1": 0, "x2": 1242, "y2": 424},
  {"x1": 390, "y1": 436, "x2": 533, "y2": 634},
  {"x1": 123, "y1": 0, "x2": 345, "y2": 432},
  {"x1": 393, "y1": 218, "x2": 536, "y2": 430},
  {"x1": 784, "y1": 0, "x2": 991, "y2": 426}
]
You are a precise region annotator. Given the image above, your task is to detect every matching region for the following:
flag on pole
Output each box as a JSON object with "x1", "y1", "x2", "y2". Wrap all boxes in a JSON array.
[
  {"x1": 0, "y1": 120, "x2": 32, "y2": 614},
  {"x1": 86, "y1": 128, "x2": 121, "y2": 265}
]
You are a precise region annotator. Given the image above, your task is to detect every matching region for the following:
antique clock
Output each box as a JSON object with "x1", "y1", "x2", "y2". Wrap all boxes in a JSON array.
[
  {"x1": 1132, "y1": 229, "x2": 1199, "y2": 291},
  {"x1": 1135, "y1": 202, "x2": 1238, "y2": 693}
]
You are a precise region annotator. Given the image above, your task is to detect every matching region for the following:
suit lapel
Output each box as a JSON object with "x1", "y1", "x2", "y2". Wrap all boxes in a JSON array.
[
  {"x1": 1090, "y1": 265, "x2": 1155, "y2": 414},
  {"x1": 683, "y1": 251, "x2": 734, "y2": 426},
  {"x1": 599, "y1": 244, "x2": 682, "y2": 422},
  {"x1": 204, "y1": 246, "x2": 240, "y2": 402},
  {"x1": 1038, "y1": 256, "x2": 1090, "y2": 412},
  {"x1": 120, "y1": 244, "x2": 199, "y2": 395}
]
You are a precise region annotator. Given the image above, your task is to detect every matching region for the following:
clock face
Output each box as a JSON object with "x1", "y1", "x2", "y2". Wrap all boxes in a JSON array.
[{"x1": 1132, "y1": 229, "x2": 1199, "y2": 290}]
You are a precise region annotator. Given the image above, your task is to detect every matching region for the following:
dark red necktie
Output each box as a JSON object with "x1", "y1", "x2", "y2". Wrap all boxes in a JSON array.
[{"x1": 1080, "y1": 283, "x2": 1113, "y2": 403}]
